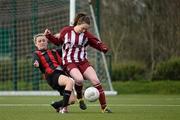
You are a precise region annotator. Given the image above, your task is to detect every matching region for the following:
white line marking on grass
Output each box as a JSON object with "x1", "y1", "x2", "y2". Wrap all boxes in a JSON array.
[
  {"x1": 0, "y1": 104, "x2": 180, "y2": 107},
  {"x1": 0, "y1": 104, "x2": 49, "y2": 107}
]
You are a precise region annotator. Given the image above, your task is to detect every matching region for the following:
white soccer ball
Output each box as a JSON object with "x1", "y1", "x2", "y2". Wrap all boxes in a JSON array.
[{"x1": 84, "y1": 87, "x2": 100, "y2": 102}]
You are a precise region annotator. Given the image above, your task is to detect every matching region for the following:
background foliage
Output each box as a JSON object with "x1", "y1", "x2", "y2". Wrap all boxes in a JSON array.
[{"x1": 94, "y1": 0, "x2": 180, "y2": 80}]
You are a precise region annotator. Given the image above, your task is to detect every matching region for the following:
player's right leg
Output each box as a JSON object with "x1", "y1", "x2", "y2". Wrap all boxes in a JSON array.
[{"x1": 66, "y1": 64, "x2": 87, "y2": 110}]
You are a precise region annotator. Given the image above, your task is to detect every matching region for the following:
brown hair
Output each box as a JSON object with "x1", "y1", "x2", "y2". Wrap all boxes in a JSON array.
[{"x1": 73, "y1": 12, "x2": 90, "y2": 26}]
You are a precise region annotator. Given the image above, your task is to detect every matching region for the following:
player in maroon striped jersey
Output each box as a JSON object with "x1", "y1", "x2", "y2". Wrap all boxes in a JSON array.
[
  {"x1": 33, "y1": 33, "x2": 76, "y2": 113},
  {"x1": 44, "y1": 12, "x2": 112, "y2": 113}
]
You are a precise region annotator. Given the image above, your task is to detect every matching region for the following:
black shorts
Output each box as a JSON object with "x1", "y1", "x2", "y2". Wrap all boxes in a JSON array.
[{"x1": 46, "y1": 70, "x2": 66, "y2": 96}]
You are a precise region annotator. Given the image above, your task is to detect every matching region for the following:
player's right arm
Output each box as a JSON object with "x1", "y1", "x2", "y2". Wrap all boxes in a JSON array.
[
  {"x1": 33, "y1": 52, "x2": 40, "y2": 68},
  {"x1": 34, "y1": 60, "x2": 39, "y2": 67},
  {"x1": 33, "y1": 52, "x2": 45, "y2": 73}
]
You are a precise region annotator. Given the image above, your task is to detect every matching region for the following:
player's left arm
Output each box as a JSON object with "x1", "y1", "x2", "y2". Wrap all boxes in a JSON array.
[{"x1": 86, "y1": 31, "x2": 109, "y2": 53}]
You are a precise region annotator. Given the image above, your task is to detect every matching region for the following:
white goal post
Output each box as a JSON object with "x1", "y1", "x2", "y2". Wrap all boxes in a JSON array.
[{"x1": 0, "y1": 0, "x2": 117, "y2": 96}]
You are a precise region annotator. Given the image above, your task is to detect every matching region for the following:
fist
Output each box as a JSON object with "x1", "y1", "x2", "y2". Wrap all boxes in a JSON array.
[
  {"x1": 34, "y1": 60, "x2": 39, "y2": 67},
  {"x1": 44, "y1": 29, "x2": 51, "y2": 36},
  {"x1": 100, "y1": 43, "x2": 109, "y2": 53}
]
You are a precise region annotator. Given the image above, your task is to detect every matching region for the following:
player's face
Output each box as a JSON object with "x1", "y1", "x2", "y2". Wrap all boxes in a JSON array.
[
  {"x1": 35, "y1": 36, "x2": 48, "y2": 50},
  {"x1": 77, "y1": 23, "x2": 90, "y2": 33}
]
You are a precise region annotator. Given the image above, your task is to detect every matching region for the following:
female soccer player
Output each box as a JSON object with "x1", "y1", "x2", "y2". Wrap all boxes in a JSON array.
[
  {"x1": 44, "y1": 12, "x2": 112, "y2": 113},
  {"x1": 33, "y1": 33, "x2": 76, "y2": 113}
]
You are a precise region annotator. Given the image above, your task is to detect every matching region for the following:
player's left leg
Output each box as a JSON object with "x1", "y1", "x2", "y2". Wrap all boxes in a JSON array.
[
  {"x1": 83, "y1": 66, "x2": 112, "y2": 113},
  {"x1": 51, "y1": 89, "x2": 76, "y2": 113},
  {"x1": 57, "y1": 75, "x2": 75, "y2": 113},
  {"x1": 47, "y1": 70, "x2": 75, "y2": 113},
  {"x1": 51, "y1": 100, "x2": 63, "y2": 112}
]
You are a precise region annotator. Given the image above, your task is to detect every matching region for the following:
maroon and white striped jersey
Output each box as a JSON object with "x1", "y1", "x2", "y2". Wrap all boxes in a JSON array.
[{"x1": 46, "y1": 26, "x2": 109, "y2": 65}]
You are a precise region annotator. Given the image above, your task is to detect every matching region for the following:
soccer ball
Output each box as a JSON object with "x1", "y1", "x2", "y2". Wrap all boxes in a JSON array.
[{"x1": 84, "y1": 87, "x2": 100, "y2": 102}]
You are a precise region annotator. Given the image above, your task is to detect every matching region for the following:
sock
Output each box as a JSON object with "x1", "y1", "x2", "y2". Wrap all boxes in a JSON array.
[
  {"x1": 62, "y1": 90, "x2": 71, "y2": 107},
  {"x1": 52, "y1": 100, "x2": 63, "y2": 109},
  {"x1": 94, "y1": 83, "x2": 107, "y2": 109},
  {"x1": 75, "y1": 84, "x2": 83, "y2": 99}
]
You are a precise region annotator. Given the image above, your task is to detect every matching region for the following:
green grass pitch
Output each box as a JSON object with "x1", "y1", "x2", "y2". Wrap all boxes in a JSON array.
[{"x1": 0, "y1": 95, "x2": 180, "y2": 120}]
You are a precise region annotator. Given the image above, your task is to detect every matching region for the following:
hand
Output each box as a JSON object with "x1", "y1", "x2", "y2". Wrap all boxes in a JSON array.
[
  {"x1": 34, "y1": 60, "x2": 39, "y2": 67},
  {"x1": 44, "y1": 29, "x2": 51, "y2": 36},
  {"x1": 100, "y1": 43, "x2": 109, "y2": 53}
]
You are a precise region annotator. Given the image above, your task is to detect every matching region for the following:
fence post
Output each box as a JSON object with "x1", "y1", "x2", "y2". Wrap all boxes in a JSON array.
[
  {"x1": 12, "y1": 0, "x2": 18, "y2": 91},
  {"x1": 31, "y1": 0, "x2": 39, "y2": 90}
]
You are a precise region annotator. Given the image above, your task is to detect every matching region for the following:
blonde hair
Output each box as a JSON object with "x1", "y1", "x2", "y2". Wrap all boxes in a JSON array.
[{"x1": 33, "y1": 33, "x2": 45, "y2": 44}]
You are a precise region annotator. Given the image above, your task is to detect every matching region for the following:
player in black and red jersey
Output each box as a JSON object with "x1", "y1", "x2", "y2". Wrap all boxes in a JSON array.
[{"x1": 33, "y1": 33, "x2": 76, "y2": 114}]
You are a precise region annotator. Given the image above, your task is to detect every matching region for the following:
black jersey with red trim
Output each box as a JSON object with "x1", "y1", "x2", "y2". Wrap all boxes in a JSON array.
[{"x1": 33, "y1": 49, "x2": 63, "y2": 75}]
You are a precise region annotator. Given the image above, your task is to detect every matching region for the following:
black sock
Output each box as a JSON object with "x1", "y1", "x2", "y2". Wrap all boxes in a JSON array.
[
  {"x1": 52, "y1": 100, "x2": 63, "y2": 109},
  {"x1": 62, "y1": 90, "x2": 71, "y2": 107},
  {"x1": 75, "y1": 84, "x2": 83, "y2": 99}
]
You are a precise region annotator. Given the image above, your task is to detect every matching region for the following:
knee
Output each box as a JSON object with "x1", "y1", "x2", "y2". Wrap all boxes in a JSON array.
[
  {"x1": 74, "y1": 76, "x2": 84, "y2": 85},
  {"x1": 67, "y1": 78, "x2": 75, "y2": 86},
  {"x1": 69, "y1": 78, "x2": 75, "y2": 84}
]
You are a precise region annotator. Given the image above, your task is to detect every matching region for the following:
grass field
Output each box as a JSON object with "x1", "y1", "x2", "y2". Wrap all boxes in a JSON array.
[{"x1": 0, "y1": 95, "x2": 180, "y2": 120}]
